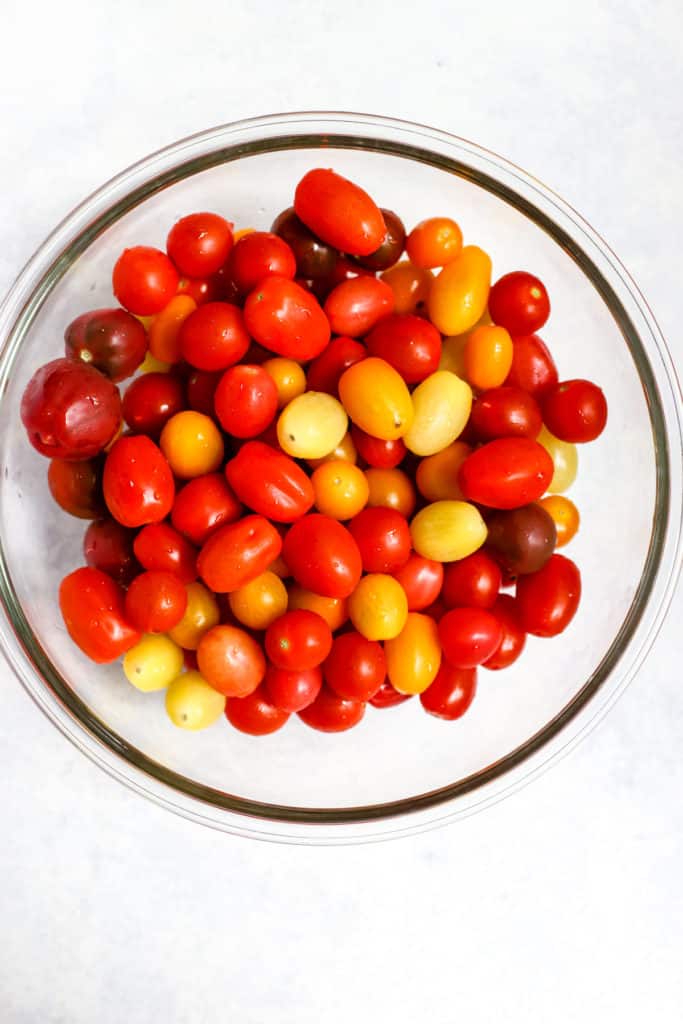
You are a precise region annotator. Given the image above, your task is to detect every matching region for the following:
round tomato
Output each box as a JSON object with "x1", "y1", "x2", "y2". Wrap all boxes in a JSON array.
[
  {"x1": 179, "y1": 302, "x2": 251, "y2": 371},
  {"x1": 213, "y1": 364, "x2": 278, "y2": 438},
  {"x1": 112, "y1": 246, "x2": 179, "y2": 316},
  {"x1": 305, "y1": 336, "x2": 367, "y2": 395},
  {"x1": 365, "y1": 313, "x2": 441, "y2": 384},
  {"x1": 355, "y1": 208, "x2": 406, "y2": 271},
  {"x1": 365, "y1": 467, "x2": 416, "y2": 518},
  {"x1": 515, "y1": 553, "x2": 581, "y2": 637},
  {"x1": 277, "y1": 392, "x2": 348, "y2": 460},
  {"x1": 265, "y1": 609, "x2": 333, "y2": 671},
  {"x1": 323, "y1": 277, "x2": 395, "y2": 338},
  {"x1": 298, "y1": 685, "x2": 366, "y2": 732},
  {"x1": 415, "y1": 441, "x2": 470, "y2": 502},
  {"x1": 488, "y1": 271, "x2": 550, "y2": 335},
  {"x1": 122, "y1": 372, "x2": 185, "y2": 436},
  {"x1": 541, "y1": 379, "x2": 608, "y2": 443},
  {"x1": 177, "y1": 275, "x2": 222, "y2": 306},
  {"x1": 405, "y1": 217, "x2": 463, "y2": 269},
  {"x1": 483, "y1": 594, "x2": 526, "y2": 669},
  {"x1": 420, "y1": 664, "x2": 477, "y2": 720},
  {"x1": 351, "y1": 427, "x2": 406, "y2": 469},
  {"x1": 385, "y1": 613, "x2": 442, "y2": 694},
  {"x1": 538, "y1": 495, "x2": 580, "y2": 547},
  {"x1": 262, "y1": 357, "x2": 306, "y2": 408},
  {"x1": 311, "y1": 461, "x2": 369, "y2": 520},
  {"x1": 504, "y1": 334, "x2": 558, "y2": 398},
  {"x1": 228, "y1": 570, "x2": 288, "y2": 631},
  {"x1": 48, "y1": 456, "x2": 104, "y2": 519},
  {"x1": 380, "y1": 260, "x2": 433, "y2": 315},
  {"x1": 186, "y1": 369, "x2": 222, "y2": 416},
  {"x1": 168, "y1": 581, "x2": 220, "y2": 650},
  {"x1": 103, "y1": 436, "x2": 174, "y2": 527},
  {"x1": 264, "y1": 664, "x2": 322, "y2": 713},
  {"x1": 166, "y1": 670, "x2": 226, "y2": 730},
  {"x1": 225, "y1": 441, "x2": 314, "y2": 523},
  {"x1": 470, "y1": 385, "x2": 542, "y2": 440},
  {"x1": 167, "y1": 212, "x2": 234, "y2": 278},
  {"x1": 225, "y1": 685, "x2": 290, "y2": 735},
  {"x1": 438, "y1": 607, "x2": 503, "y2": 668},
  {"x1": 369, "y1": 679, "x2": 413, "y2": 709},
  {"x1": 294, "y1": 168, "x2": 386, "y2": 256},
  {"x1": 83, "y1": 518, "x2": 138, "y2": 585},
  {"x1": 226, "y1": 231, "x2": 296, "y2": 294},
  {"x1": 243, "y1": 276, "x2": 330, "y2": 361},
  {"x1": 171, "y1": 472, "x2": 241, "y2": 545},
  {"x1": 159, "y1": 410, "x2": 224, "y2": 479},
  {"x1": 197, "y1": 624, "x2": 266, "y2": 697},
  {"x1": 197, "y1": 515, "x2": 282, "y2": 593},
  {"x1": 287, "y1": 586, "x2": 348, "y2": 632},
  {"x1": 65, "y1": 307, "x2": 148, "y2": 382},
  {"x1": 271, "y1": 206, "x2": 338, "y2": 280},
  {"x1": 485, "y1": 503, "x2": 557, "y2": 575},
  {"x1": 392, "y1": 554, "x2": 443, "y2": 611},
  {"x1": 283, "y1": 514, "x2": 362, "y2": 598},
  {"x1": 59, "y1": 567, "x2": 141, "y2": 663},
  {"x1": 124, "y1": 570, "x2": 188, "y2": 632},
  {"x1": 323, "y1": 631, "x2": 386, "y2": 701},
  {"x1": 133, "y1": 522, "x2": 197, "y2": 583},
  {"x1": 441, "y1": 550, "x2": 502, "y2": 609},
  {"x1": 458, "y1": 438, "x2": 554, "y2": 509},
  {"x1": 348, "y1": 507, "x2": 411, "y2": 574},
  {"x1": 410, "y1": 500, "x2": 487, "y2": 562}
]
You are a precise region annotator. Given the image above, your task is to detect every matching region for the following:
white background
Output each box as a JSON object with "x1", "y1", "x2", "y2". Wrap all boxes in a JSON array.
[{"x1": 1, "y1": 1, "x2": 682, "y2": 1021}]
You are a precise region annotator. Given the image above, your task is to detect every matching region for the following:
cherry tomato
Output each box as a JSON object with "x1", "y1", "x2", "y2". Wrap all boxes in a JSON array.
[
  {"x1": 103, "y1": 435, "x2": 174, "y2": 527},
  {"x1": 122, "y1": 372, "x2": 185, "y2": 436},
  {"x1": 197, "y1": 624, "x2": 266, "y2": 697},
  {"x1": 348, "y1": 507, "x2": 411, "y2": 574},
  {"x1": 420, "y1": 664, "x2": 477, "y2": 720},
  {"x1": 338, "y1": 358, "x2": 413, "y2": 441},
  {"x1": 504, "y1": 334, "x2": 558, "y2": 398},
  {"x1": 365, "y1": 467, "x2": 416, "y2": 518},
  {"x1": 166, "y1": 212, "x2": 233, "y2": 278},
  {"x1": 124, "y1": 570, "x2": 188, "y2": 632},
  {"x1": 488, "y1": 271, "x2": 550, "y2": 335},
  {"x1": 323, "y1": 631, "x2": 386, "y2": 701},
  {"x1": 48, "y1": 456, "x2": 104, "y2": 519},
  {"x1": 406, "y1": 217, "x2": 463, "y2": 269},
  {"x1": 277, "y1": 392, "x2": 348, "y2": 460},
  {"x1": 243, "y1": 276, "x2": 330, "y2": 361},
  {"x1": 272, "y1": 206, "x2": 338, "y2": 280},
  {"x1": 59, "y1": 567, "x2": 141, "y2": 663},
  {"x1": 225, "y1": 441, "x2": 314, "y2": 523},
  {"x1": 463, "y1": 325, "x2": 513, "y2": 390},
  {"x1": 415, "y1": 441, "x2": 470, "y2": 502},
  {"x1": 168, "y1": 581, "x2": 220, "y2": 650},
  {"x1": 262, "y1": 357, "x2": 307, "y2": 408},
  {"x1": 369, "y1": 679, "x2": 413, "y2": 709},
  {"x1": 226, "y1": 231, "x2": 296, "y2": 295},
  {"x1": 264, "y1": 664, "x2": 322, "y2": 713},
  {"x1": 213, "y1": 364, "x2": 278, "y2": 438},
  {"x1": 287, "y1": 585, "x2": 348, "y2": 632},
  {"x1": 380, "y1": 260, "x2": 433, "y2": 315},
  {"x1": 112, "y1": 246, "x2": 179, "y2": 316},
  {"x1": 21, "y1": 358, "x2": 121, "y2": 460},
  {"x1": 515, "y1": 553, "x2": 581, "y2": 637},
  {"x1": 323, "y1": 277, "x2": 395, "y2": 337},
  {"x1": 159, "y1": 410, "x2": 224, "y2": 478},
  {"x1": 312, "y1": 461, "x2": 369, "y2": 520},
  {"x1": 64, "y1": 308, "x2": 147, "y2": 381},
  {"x1": 166, "y1": 670, "x2": 226, "y2": 730},
  {"x1": 177, "y1": 275, "x2": 223, "y2": 306},
  {"x1": 537, "y1": 426, "x2": 578, "y2": 494},
  {"x1": 83, "y1": 518, "x2": 138, "y2": 585},
  {"x1": 228, "y1": 570, "x2": 288, "y2": 630},
  {"x1": 485, "y1": 504, "x2": 557, "y2": 575},
  {"x1": 355, "y1": 209, "x2": 406, "y2": 271},
  {"x1": 438, "y1": 607, "x2": 503, "y2": 668},
  {"x1": 365, "y1": 313, "x2": 441, "y2": 384},
  {"x1": 385, "y1": 612, "x2": 442, "y2": 694},
  {"x1": 538, "y1": 495, "x2": 580, "y2": 547},
  {"x1": 148, "y1": 294, "x2": 197, "y2": 364},
  {"x1": 171, "y1": 473, "x2": 241, "y2": 546},
  {"x1": 410, "y1": 500, "x2": 487, "y2": 562},
  {"x1": 186, "y1": 369, "x2": 222, "y2": 416},
  {"x1": 442, "y1": 550, "x2": 502, "y2": 609},
  {"x1": 351, "y1": 427, "x2": 406, "y2": 469},
  {"x1": 470, "y1": 385, "x2": 542, "y2": 440},
  {"x1": 198, "y1": 515, "x2": 282, "y2": 593},
  {"x1": 348, "y1": 573, "x2": 408, "y2": 641},
  {"x1": 428, "y1": 246, "x2": 492, "y2": 336},
  {"x1": 541, "y1": 379, "x2": 608, "y2": 443},
  {"x1": 265, "y1": 609, "x2": 333, "y2": 671},
  {"x1": 283, "y1": 514, "x2": 362, "y2": 599},
  {"x1": 179, "y1": 302, "x2": 251, "y2": 371},
  {"x1": 298, "y1": 685, "x2": 366, "y2": 732},
  {"x1": 307, "y1": 432, "x2": 357, "y2": 470},
  {"x1": 458, "y1": 438, "x2": 554, "y2": 509},
  {"x1": 404, "y1": 370, "x2": 472, "y2": 457},
  {"x1": 123, "y1": 634, "x2": 184, "y2": 692},
  {"x1": 294, "y1": 168, "x2": 386, "y2": 256},
  {"x1": 225, "y1": 684, "x2": 290, "y2": 735},
  {"x1": 393, "y1": 554, "x2": 443, "y2": 611},
  {"x1": 133, "y1": 522, "x2": 197, "y2": 583},
  {"x1": 483, "y1": 594, "x2": 526, "y2": 670},
  {"x1": 305, "y1": 337, "x2": 367, "y2": 395}
]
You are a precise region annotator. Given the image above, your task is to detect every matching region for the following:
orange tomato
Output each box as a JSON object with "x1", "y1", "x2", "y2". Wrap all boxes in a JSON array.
[
  {"x1": 262, "y1": 357, "x2": 307, "y2": 408},
  {"x1": 428, "y1": 246, "x2": 492, "y2": 336},
  {"x1": 538, "y1": 495, "x2": 580, "y2": 547},
  {"x1": 463, "y1": 324, "x2": 513, "y2": 390},
  {"x1": 168, "y1": 581, "x2": 220, "y2": 650},
  {"x1": 365, "y1": 467, "x2": 416, "y2": 518},
  {"x1": 415, "y1": 441, "x2": 471, "y2": 501},
  {"x1": 307, "y1": 432, "x2": 357, "y2": 469},
  {"x1": 405, "y1": 217, "x2": 463, "y2": 269},
  {"x1": 148, "y1": 294, "x2": 197, "y2": 364},
  {"x1": 380, "y1": 260, "x2": 433, "y2": 315},
  {"x1": 384, "y1": 613, "x2": 442, "y2": 694},
  {"x1": 338, "y1": 357, "x2": 413, "y2": 440},
  {"x1": 287, "y1": 584, "x2": 348, "y2": 632},
  {"x1": 312, "y1": 461, "x2": 369, "y2": 520},
  {"x1": 160, "y1": 410, "x2": 224, "y2": 478},
  {"x1": 228, "y1": 570, "x2": 289, "y2": 630},
  {"x1": 348, "y1": 574, "x2": 408, "y2": 641}
]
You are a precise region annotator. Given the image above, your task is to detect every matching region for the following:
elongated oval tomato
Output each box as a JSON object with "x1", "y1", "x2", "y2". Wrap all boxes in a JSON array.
[
  {"x1": 515, "y1": 553, "x2": 581, "y2": 637},
  {"x1": 59, "y1": 567, "x2": 141, "y2": 663},
  {"x1": 392, "y1": 554, "x2": 443, "y2": 611},
  {"x1": 483, "y1": 594, "x2": 526, "y2": 669},
  {"x1": 438, "y1": 607, "x2": 503, "y2": 668},
  {"x1": 338, "y1": 357, "x2": 413, "y2": 441},
  {"x1": 197, "y1": 515, "x2": 282, "y2": 592},
  {"x1": 243, "y1": 276, "x2": 331, "y2": 360},
  {"x1": 103, "y1": 436, "x2": 175, "y2": 527},
  {"x1": 427, "y1": 245, "x2": 492, "y2": 335},
  {"x1": 323, "y1": 277, "x2": 395, "y2": 338},
  {"x1": 458, "y1": 438, "x2": 554, "y2": 509},
  {"x1": 403, "y1": 370, "x2": 472, "y2": 456},
  {"x1": 385, "y1": 613, "x2": 442, "y2": 695},
  {"x1": 470, "y1": 385, "x2": 543, "y2": 440},
  {"x1": 420, "y1": 664, "x2": 477, "y2": 720},
  {"x1": 283, "y1": 514, "x2": 362, "y2": 598},
  {"x1": 305, "y1": 336, "x2": 367, "y2": 395},
  {"x1": 365, "y1": 313, "x2": 442, "y2": 384},
  {"x1": 133, "y1": 522, "x2": 197, "y2": 584},
  {"x1": 504, "y1": 333, "x2": 558, "y2": 398},
  {"x1": 294, "y1": 168, "x2": 386, "y2": 256},
  {"x1": 225, "y1": 441, "x2": 314, "y2": 523},
  {"x1": 298, "y1": 684, "x2": 366, "y2": 732},
  {"x1": 171, "y1": 473, "x2": 242, "y2": 546}
]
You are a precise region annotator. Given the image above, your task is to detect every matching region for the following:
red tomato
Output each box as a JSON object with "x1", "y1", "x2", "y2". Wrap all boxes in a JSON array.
[
  {"x1": 112, "y1": 246, "x2": 179, "y2": 316},
  {"x1": 504, "y1": 334, "x2": 558, "y2": 398},
  {"x1": 393, "y1": 554, "x2": 444, "y2": 611},
  {"x1": 213, "y1": 364, "x2": 278, "y2": 438},
  {"x1": 197, "y1": 514, "x2": 282, "y2": 592},
  {"x1": 541, "y1": 379, "x2": 608, "y2": 443},
  {"x1": 103, "y1": 436, "x2": 174, "y2": 528},
  {"x1": 458, "y1": 438, "x2": 554, "y2": 509},
  {"x1": 83, "y1": 518, "x2": 138, "y2": 585},
  {"x1": 227, "y1": 232, "x2": 296, "y2": 294},
  {"x1": 225, "y1": 441, "x2": 314, "y2": 523},
  {"x1": 225, "y1": 684, "x2": 290, "y2": 735},
  {"x1": 48, "y1": 456, "x2": 104, "y2": 519},
  {"x1": 323, "y1": 631, "x2": 386, "y2": 701},
  {"x1": 326, "y1": 255, "x2": 375, "y2": 287},
  {"x1": 441, "y1": 550, "x2": 502, "y2": 609},
  {"x1": 265, "y1": 610, "x2": 333, "y2": 671},
  {"x1": 305, "y1": 337, "x2": 367, "y2": 395},
  {"x1": 470, "y1": 386, "x2": 542, "y2": 440},
  {"x1": 283, "y1": 514, "x2": 362, "y2": 598},
  {"x1": 21, "y1": 358, "x2": 121, "y2": 460},
  {"x1": 186, "y1": 369, "x2": 222, "y2": 416},
  {"x1": 489, "y1": 271, "x2": 550, "y2": 335},
  {"x1": 264, "y1": 664, "x2": 323, "y2": 713},
  {"x1": 243, "y1": 276, "x2": 330, "y2": 361},
  {"x1": 369, "y1": 679, "x2": 413, "y2": 709},
  {"x1": 350, "y1": 427, "x2": 406, "y2": 469},
  {"x1": 323, "y1": 277, "x2": 395, "y2": 338},
  {"x1": 177, "y1": 275, "x2": 223, "y2": 306},
  {"x1": 197, "y1": 624, "x2": 266, "y2": 697},
  {"x1": 365, "y1": 313, "x2": 441, "y2": 383},
  {"x1": 348, "y1": 507, "x2": 411, "y2": 574},
  {"x1": 294, "y1": 168, "x2": 386, "y2": 256},
  {"x1": 420, "y1": 665, "x2": 477, "y2": 720},
  {"x1": 59, "y1": 567, "x2": 141, "y2": 663},
  {"x1": 355, "y1": 208, "x2": 406, "y2": 272},
  {"x1": 171, "y1": 473, "x2": 241, "y2": 545},
  {"x1": 133, "y1": 522, "x2": 197, "y2": 584},
  {"x1": 515, "y1": 554, "x2": 581, "y2": 637},
  {"x1": 64, "y1": 308, "x2": 148, "y2": 382},
  {"x1": 438, "y1": 607, "x2": 503, "y2": 668},
  {"x1": 122, "y1": 372, "x2": 185, "y2": 436},
  {"x1": 166, "y1": 212, "x2": 234, "y2": 278},
  {"x1": 298, "y1": 685, "x2": 366, "y2": 732},
  {"x1": 124, "y1": 570, "x2": 187, "y2": 632},
  {"x1": 271, "y1": 206, "x2": 339, "y2": 281},
  {"x1": 179, "y1": 302, "x2": 251, "y2": 371},
  {"x1": 483, "y1": 594, "x2": 526, "y2": 669}
]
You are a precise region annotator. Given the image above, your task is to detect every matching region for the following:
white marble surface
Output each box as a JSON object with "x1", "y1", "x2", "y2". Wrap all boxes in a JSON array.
[{"x1": 1, "y1": 1, "x2": 682, "y2": 1020}]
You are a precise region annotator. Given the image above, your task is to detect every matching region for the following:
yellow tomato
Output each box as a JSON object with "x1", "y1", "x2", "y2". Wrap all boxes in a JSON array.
[
  {"x1": 123, "y1": 634, "x2": 184, "y2": 692},
  {"x1": 415, "y1": 441, "x2": 471, "y2": 501},
  {"x1": 312, "y1": 461, "x2": 369, "y2": 520},
  {"x1": 338, "y1": 357, "x2": 413, "y2": 441},
  {"x1": 228, "y1": 570, "x2": 288, "y2": 630},
  {"x1": 410, "y1": 500, "x2": 487, "y2": 561},
  {"x1": 537, "y1": 426, "x2": 578, "y2": 493},
  {"x1": 165, "y1": 670, "x2": 226, "y2": 730},
  {"x1": 168, "y1": 582, "x2": 220, "y2": 650},
  {"x1": 385, "y1": 613, "x2": 442, "y2": 695},
  {"x1": 160, "y1": 410, "x2": 224, "y2": 478},
  {"x1": 403, "y1": 371, "x2": 472, "y2": 456},
  {"x1": 307, "y1": 432, "x2": 357, "y2": 468},
  {"x1": 348, "y1": 574, "x2": 408, "y2": 641},
  {"x1": 139, "y1": 351, "x2": 171, "y2": 374},
  {"x1": 365, "y1": 467, "x2": 416, "y2": 518},
  {"x1": 287, "y1": 585, "x2": 348, "y2": 632},
  {"x1": 427, "y1": 245, "x2": 492, "y2": 336},
  {"x1": 148, "y1": 294, "x2": 196, "y2": 364},
  {"x1": 277, "y1": 392, "x2": 348, "y2": 459},
  {"x1": 539, "y1": 495, "x2": 580, "y2": 546},
  {"x1": 262, "y1": 357, "x2": 307, "y2": 408},
  {"x1": 463, "y1": 324, "x2": 513, "y2": 390},
  {"x1": 135, "y1": 314, "x2": 155, "y2": 331},
  {"x1": 380, "y1": 260, "x2": 433, "y2": 315}
]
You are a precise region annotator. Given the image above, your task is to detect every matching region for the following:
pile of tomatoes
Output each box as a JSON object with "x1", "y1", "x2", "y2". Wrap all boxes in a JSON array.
[{"x1": 20, "y1": 167, "x2": 607, "y2": 735}]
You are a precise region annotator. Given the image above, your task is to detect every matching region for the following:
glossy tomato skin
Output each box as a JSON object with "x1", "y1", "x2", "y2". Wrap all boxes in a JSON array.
[
  {"x1": 485, "y1": 504, "x2": 557, "y2": 576},
  {"x1": 294, "y1": 168, "x2": 386, "y2": 256},
  {"x1": 225, "y1": 684, "x2": 290, "y2": 735},
  {"x1": 323, "y1": 631, "x2": 386, "y2": 701},
  {"x1": 420, "y1": 664, "x2": 477, "y2": 720},
  {"x1": 177, "y1": 275, "x2": 223, "y2": 306},
  {"x1": 483, "y1": 594, "x2": 526, "y2": 669},
  {"x1": 243, "y1": 276, "x2": 330, "y2": 361},
  {"x1": 179, "y1": 302, "x2": 251, "y2": 371},
  {"x1": 21, "y1": 358, "x2": 121, "y2": 460},
  {"x1": 47, "y1": 456, "x2": 105, "y2": 519},
  {"x1": 186, "y1": 369, "x2": 222, "y2": 416},
  {"x1": 392, "y1": 554, "x2": 443, "y2": 611},
  {"x1": 197, "y1": 514, "x2": 282, "y2": 593},
  {"x1": 83, "y1": 518, "x2": 139, "y2": 585},
  {"x1": 112, "y1": 247, "x2": 178, "y2": 316},
  {"x1": 171, "y1": 473, "x2": 241, "y2": 546},
  {"x1": 264, "y1": 664, "x2": 322, "y2": 713},
  {"x1": 541, "y1": 379, "x2": 608, "y2": 443},
  {"x1": 365, "y1": 313, "x2": 441, "y2": 384},
  {"x1": 305, "y1": 337, "x2": 367, "y2": 395},
  {"x1": 103, "y1": 436, "x2": 174, "y2": 528},
  {"x1": 122, "y1": 372, "x2": 185, "y2": 436},
  {"x1": 283, "y1": 514, "x2": 363, "y2": 598},
  {"x1": 59, "y1": 566, "x2": 141, "y2": 663},
  {"x1": 504, "y1": 334, "x2": 558, "y2": 398},
  {"x1": 298, "y1": 684, "x2": 366, "y2": 732},
  {"x1": 227, "y1": 231, "x2": 296, "y2": 295},
  {"x1": 348, "y1": 507, "x2": 411, "y2": 574},
  {"x1": 438, "y1": 607, "x2": 503, "y2": 668},
  {"x1": 65, "y1": 308, "x2": 147, "y2": 382},
  {"x1": 441, "y1": 550, "x2": 502, "y2": 610},
  {"x1": 350, "y1": 427, "x2": 406, "y2": 469},
  {"x1": 213, "y1": 364, "x2": 278, "y2": 438},
  {"x1": 272, "y1": 207, "x2": 338, "y2": 280},
  {"x1": 515, "y1": 553, "x2": 581, "y2": 637},
  {"x1": 133, "y1": 522, "x2": 197, "y2": 584},
  {"x1": 225, "y1": 441, "x2": 314, "y2": 523},
  {"x1": 488, "y1": 271, "x2": 550, "y2": 335},
  {"x1": 124, "y1": 570, "x2": 187, "y2": 632},
  {"x1": 369, "y1": 679, "x2": 413, "y2": 709},
  {"x1": 323, "y1": 277, "x2": 394, "y2": 338},
  {"x1": 265, "y1": 609, "x2": 333, "y2": 671},
  {"x1": 167, "y1": 212, "x2": 234, "y2": 278},
  {"x1": 197, "y1": 624, "x2": 266, "y2": 697},
  {"x1": 458, "y1": 438, "x2": 554, "y2": 509},
  {"x1": 355, "y1": 209, "x2": 406, "y2": 271},
  {"x1": 470, "y1": 386, "x2": 542, "y2": 440}
]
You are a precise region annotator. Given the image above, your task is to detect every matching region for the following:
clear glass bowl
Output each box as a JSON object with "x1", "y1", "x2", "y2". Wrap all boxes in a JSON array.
[{"x1": 0, "y1": 113, "x2": 680, "y2": 844}]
